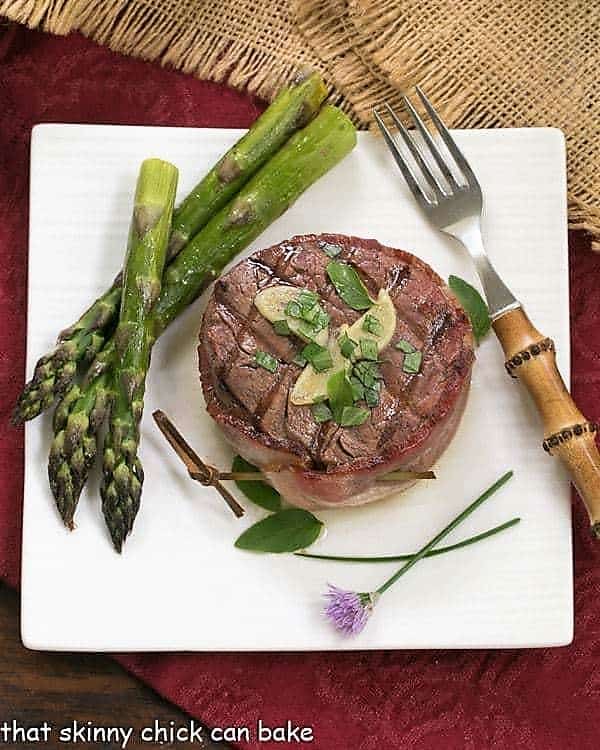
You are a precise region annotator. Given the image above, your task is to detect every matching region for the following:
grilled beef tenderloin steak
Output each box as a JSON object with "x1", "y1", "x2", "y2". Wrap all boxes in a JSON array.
[{"x1": 199, "y1": 233, "x2": 474, "y2": 509}]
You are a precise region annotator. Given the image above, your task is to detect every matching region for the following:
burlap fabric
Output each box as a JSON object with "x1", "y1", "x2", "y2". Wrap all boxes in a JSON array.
[{"x1": 1, "y1": 0, "x2": 598, "y2": 248}]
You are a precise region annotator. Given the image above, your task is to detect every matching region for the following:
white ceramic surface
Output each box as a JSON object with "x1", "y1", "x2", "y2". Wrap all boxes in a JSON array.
[{"x1": 22, "y1": 124, "x2": 571, "y2": 651}]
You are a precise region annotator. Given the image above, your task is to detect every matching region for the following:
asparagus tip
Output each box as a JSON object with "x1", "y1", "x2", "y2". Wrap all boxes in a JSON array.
[{"x1": 10, "y1": 407, "x2": 24, "y2": 427}]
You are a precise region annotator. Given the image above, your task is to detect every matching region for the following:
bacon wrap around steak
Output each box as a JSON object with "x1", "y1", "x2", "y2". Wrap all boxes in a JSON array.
[{"x1": 198, "y1": 234, "x2": 474, "y2": 509}]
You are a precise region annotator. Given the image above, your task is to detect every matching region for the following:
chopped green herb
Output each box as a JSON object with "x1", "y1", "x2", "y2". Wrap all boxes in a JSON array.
[
  {"x1": 326, "y1": 261, "x2": 373, "y2": 311},
  {"x1": 312, "y1": 401, "x2": 333, "y2": 423},
  {"x1": 338, "y1": 406, "x2": 370, "y2": 427},
  {"x1": 302, "y1": 342, "x2": 333, "y2": 372},
  {"x1": 293, "y1": 351, "x2": 307, "y2": 367},
  {"x1": 349, "y1": 376, "x2": 365, "y2": 402},
  {"x1": 285, "y1": 300, "x2": 302, "y2": 318},
  {"x1": 272, "y1": 319, "x2": 292, "y2": 336},
  {"x1": 362, "y1": 314, "x2": 383, "y2": 336},
  {"x1": 353, "y1": 360, "x2": 382, "y2": 388},
  {"x1": 322, "y1": 242, "x2": 343, "y2": 258},
  {"x1": 255, "y1": 350, "x2": 278, "y2": 373},
  {"x1": 448, "y1": 275, "x2": 491, "y2": 344},
  {"x1": 313, "y1": 308, "x2": 330, "y2": 331},
  {"x1": 359, "y1": 338, "x2": 379, "y2": 361},
  {"x1": 311, "y1": 350, "x2": 334, "y2": 372},
  {"x1": 297, "y1": 289, "x2": 319, "y2": 309},
  {"x1": 296, "y1": 320, "x2": 318, "y2": 342},
  {"x1": 282, "y1": 290, "x2": 330, "y2": 340},
  {"x1": 301, "y1": 303, "x2": 319, "y2": 323},
  {"x1": 365, "y1": 382, "x2": 381, "y2": 408},
  {"x1": 403, "y1": 350, "x2": 422, "y2": 374},
  {"x1": 339, "y1": 332, "x2": 357, "y2": 359},
  {"x1": 395, "y1": 338, "x2": 416, "y2": 353},
  {"x1": 327, "y1": 370, "x2": 355, "y2": 424}
]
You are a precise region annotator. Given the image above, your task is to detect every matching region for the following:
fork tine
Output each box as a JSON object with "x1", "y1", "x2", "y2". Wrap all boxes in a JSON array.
[
  {"x1": 399, "y1": 94, "x2": 460, "y2": 191},
  {"x1": 384, "y1": 104, "x2": 446, "y2": 198},
  {"x1": 373, "y1": 108, "x2": 433, "y2": 208},
  {"x1": 415, "y1": 86, "x2": 479, "y2": 188}
]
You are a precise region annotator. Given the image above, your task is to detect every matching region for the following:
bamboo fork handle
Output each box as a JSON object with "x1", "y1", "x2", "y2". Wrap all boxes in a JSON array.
[{"x1": 493, "y1": 307, "x2": 600, "y2": 535}]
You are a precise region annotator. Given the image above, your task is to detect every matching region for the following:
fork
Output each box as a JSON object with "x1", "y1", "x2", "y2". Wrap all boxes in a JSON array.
[{"x1": 374, "y1": 90, "x2": 600, "y2": 538}]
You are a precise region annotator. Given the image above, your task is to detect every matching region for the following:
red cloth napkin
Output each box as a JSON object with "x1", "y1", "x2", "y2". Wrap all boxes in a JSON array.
[{"x1": 2, "y1": 25, "x2": 600, "y2": 750}]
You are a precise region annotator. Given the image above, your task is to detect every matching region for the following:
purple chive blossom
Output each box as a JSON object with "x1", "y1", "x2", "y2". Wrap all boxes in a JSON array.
[{"x1": 323, "y1": 584, "x2": 378, "y2": 635}]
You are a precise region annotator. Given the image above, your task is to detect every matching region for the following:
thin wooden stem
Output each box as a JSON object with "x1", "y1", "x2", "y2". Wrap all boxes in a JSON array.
[
  {"x1": 153, "y1": 410, "x2": 434, "y2": 512},
  {"x1": 152, "y1": 410, "x2": 244, "y2": 518}
]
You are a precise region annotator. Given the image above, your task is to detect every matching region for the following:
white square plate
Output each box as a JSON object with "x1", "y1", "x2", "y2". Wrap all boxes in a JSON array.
[{"x1": 22, "y1": 124, "x2": 572, "y2": 651}]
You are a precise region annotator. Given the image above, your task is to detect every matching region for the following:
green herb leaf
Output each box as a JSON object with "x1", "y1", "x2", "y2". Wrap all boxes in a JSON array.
[
  {"x1": 395, "y1": 338, "x2": 416, "y2": 353},
  {"x1": 327, "y1": 369, "x2": 355, "y2": 423},
  {"x1": 359, "y1": 338, "x2": 378, "y2": 361},
  {"x1": 285, "y1": 300, "x2": 302, "y2": 318},
  {"x1": 349, "y1": 376, "x2": 365, "y2": 402},
  {"x1": 365, "y1": 381, "x2": 381, "y2": 408},
  {"x1": 321, "y1": 242, "x2": 343, "y2": 258},
  {"x1": 338, "y1": 406, "x2": 370, "y2": 427},
  {"x1": 326, "y1": 261, "x2": 373, "y2": 311},
  {"x1": 231, "y1": 455, "x2": 282, "y2": 512},
  {"x1": 296, "y1": 320, "x2": 318, "y2": 342},
  {"x1": 353, "y1": 360, "x2": 382, "y2": 388},
  {"x1": 312, "y1": 308, "x2": 330, "y2": 332},
  {"x1": 255, "y1": 350, "x2": 278, "y2": 373},
  {"x1": 272, "y1": 319, "x2": 292, "y2": 336},
  {"x1": 339, "y1": 332, "x2": 357, "y2": 359},
  {"x1": 297, "y1": 289, "x2": 319, "y2": 309},
  {"x1": 403, "y1": 350, "x2": 422, "y2": 374},
  {"x1": 301, "y1": 303, "x2": 319, "y2": 323},
  {"x1": 362, "y1": 313, "x2": 383, "y2": 336},
  {"x1": 448, "y1": 275, "x2": 491, "y2": 343},
  {"x1": 302, "y1": 342, "x2": 333, "y2": 372},
  {"x1": 312, "y1": 401, "x2": 333, "y2": 423},
  {"x1": 293, "y1": 351, "x2": 307, "y2": 367},
  {"x1": 235, "y1": 508, "x2": 323, "y2": 553}
]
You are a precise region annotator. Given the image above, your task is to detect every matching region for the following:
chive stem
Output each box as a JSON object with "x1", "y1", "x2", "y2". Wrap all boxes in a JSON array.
[
  {"x1": 376, "y1": 470, "x2": 513, "y2": 595},
  {"x1": 296, "y1": 517, "x2": 520, "y2": 563}
]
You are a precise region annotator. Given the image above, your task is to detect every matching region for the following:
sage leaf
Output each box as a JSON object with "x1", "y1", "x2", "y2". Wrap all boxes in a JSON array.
[
  {"x1": 395, "y1": 338, "x2": 415, "y2": 353},
  {"x1": 232, "y1": 455, "x2": 281, "y2": 512},
  {"x1": 359, "y1": 337, "x2": 378, "y2": 361},
  {"x1": 312, "y1": 401, "x2": 333, "y2": 423},
  {"x1": 338, "y1": 405, "x2": 369, "y2": 427},
  {"x1": 235, "y1": 508, "x2": 323, "y2": 553},
  {"x1": 326, "y1": 261, "x2": 373, "y2": 310},
  {"x1": 255, "y1": 350, "x2": 278, "y2": 373},
  {"x1": 327, "y1": 369, "x2": 355, "y2": 423},
  {"x1": 339, "y1": 331, "x2": 357, "y2": 359},
  {"x1": 448, "y1": 275, "x2": 491, "y2": 343},
  {"x1": 402, "y1": 350, "x2": 422, "y2": 374}
]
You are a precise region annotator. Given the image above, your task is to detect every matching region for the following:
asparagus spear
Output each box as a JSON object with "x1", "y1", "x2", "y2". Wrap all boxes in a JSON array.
[
  {"x1": 13, "y1": 285, "x2": 120, "y2": 424},
  {"x1": 100, "y1": 159, "x2": 178, "y2": 551},
  {"x1": 13, "y1": 71, "x2": 328, "y2": 425},
  {"x1": 48, "y1": 373, "x2": 112, "y2": 528},
  {"x1": 49, "y1": 105, "x2": 357, "y2": 538}
]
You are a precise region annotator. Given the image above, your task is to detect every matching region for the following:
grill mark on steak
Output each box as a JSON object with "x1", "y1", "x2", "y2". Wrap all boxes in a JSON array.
[
  {"x1": 254, "y1": 363, "x2": 294, "y2": 422},
  {"x1": 317, "y1": 421, "x2": 358, "y2": 466},
  {"x1": 344, "y1": 243, "x2": 399, "y2": 298},
  {"x1": 199, "y1": 233, "x2": 474, "y2": 473},
  {"x1": 388, "y1": 264, "x2": 412, "y2": 291},
  {"x1": 429, "y1": 310, "x2": 455, "y2": 345}
]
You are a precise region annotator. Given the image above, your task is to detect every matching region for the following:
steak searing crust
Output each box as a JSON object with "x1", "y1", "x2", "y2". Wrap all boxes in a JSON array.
[{"x1": 198, "y1": 233, "x2": 474, "y2": 509}]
